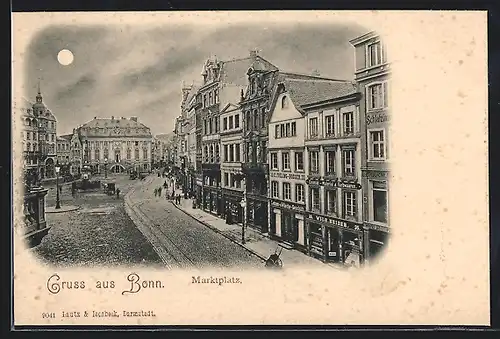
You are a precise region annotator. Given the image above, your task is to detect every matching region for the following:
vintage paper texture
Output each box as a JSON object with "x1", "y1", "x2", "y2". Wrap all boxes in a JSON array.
[{"x1": 12, "y1": 11, "x2": 489, "y2": 326}]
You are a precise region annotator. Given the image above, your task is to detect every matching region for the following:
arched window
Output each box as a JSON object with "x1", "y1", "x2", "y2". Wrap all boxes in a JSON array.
[{"x1": 281, "y1": 95, "x2": 288, "y2": 109}]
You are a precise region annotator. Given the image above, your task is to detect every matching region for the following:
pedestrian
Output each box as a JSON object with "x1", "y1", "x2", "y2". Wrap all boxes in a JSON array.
[
  {"x1": 59, "y1": 185, "x2": 63, "y2": 194},
  {"x1": 158, "y1": 186, "x2": 162, "y2": 197},
  {"x1": 116, "y1": 188, "x2": 120, "y2": 199},
  {"x1": 154, "y1": 188, "x2": 158, "y2": 197}
]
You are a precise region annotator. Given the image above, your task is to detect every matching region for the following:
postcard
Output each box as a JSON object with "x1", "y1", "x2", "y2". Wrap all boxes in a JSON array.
[{"x1": 12, "y1": 10, "x2": 489, "y2": 326}]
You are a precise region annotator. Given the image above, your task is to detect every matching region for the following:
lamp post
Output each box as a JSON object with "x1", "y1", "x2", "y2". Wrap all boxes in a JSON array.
[
  {"x1": 240, "y1": 191, "x2": 247, "y2": 244},
  {"x1": 104, "y1": 157, "x2": 108, "y2": 179},
  {"x1": 55, "y1": 163, "x2": 61, "y2": 209}
]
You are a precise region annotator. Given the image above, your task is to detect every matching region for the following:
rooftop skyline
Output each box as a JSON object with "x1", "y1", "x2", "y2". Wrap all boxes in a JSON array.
[{"x1": 24, "y1": 22, "x2": 368, "y2": 135}]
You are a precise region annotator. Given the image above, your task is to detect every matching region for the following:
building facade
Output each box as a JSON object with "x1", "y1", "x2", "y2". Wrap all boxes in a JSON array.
[
  {"x1": 267, "y1": 85, "x2": 307, "y2": 251},
  {"x1": 19, "y1": 88, "x2": 58, "y2": 182},
  {"x1": 220, "y1": 103, "x2": 245, "y2": 224},
  {"x1": 69, "y1": 116, "x2": 153, "y2": 175},
  {"x1": 350, "y1": 31, "x2": 390, "y2": 264},
  {"x1": 56, "y1": 134, "x2": 71, "y2": 176},
  {"x1": 239, "y1": 51, "x2": 279, "y2": 233}
]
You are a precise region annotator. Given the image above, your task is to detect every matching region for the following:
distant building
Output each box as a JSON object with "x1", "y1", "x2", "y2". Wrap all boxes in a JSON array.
[
  {"x1": 56, "y1": 134, "x2": 72, "y2": 176},
  {"x1": 18, "y1": 86, "x2": 58, "y2": 182},
  {"x1": 69, "y1": 116, "x2": 153, "y2": 175},
  {"x1": 350, "y1": 31, "x2": 390, "y2": 264}
]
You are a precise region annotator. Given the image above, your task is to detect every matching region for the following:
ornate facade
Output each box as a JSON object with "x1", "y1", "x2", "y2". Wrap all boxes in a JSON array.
[
  {"x1": 19, "y1": 87, "x2": 58, "y2": 182},
  {"x1": 69, "y1": 116, "x2": 153, "y2": 175}
]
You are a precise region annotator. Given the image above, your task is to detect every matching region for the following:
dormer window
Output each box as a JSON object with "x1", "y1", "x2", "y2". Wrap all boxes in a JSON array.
[{"x1": 281, "y1": 95, "x2": 288, "y2": 109}]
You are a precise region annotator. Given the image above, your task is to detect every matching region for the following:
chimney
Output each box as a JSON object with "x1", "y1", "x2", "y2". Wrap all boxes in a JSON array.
[
  {"x1": 312, "y1": 69, "x2": 321, "y2": 77},
  {"x1": 94, "y1": 116, "x2": 96, "y2": 119},
  {"x1": 249, "y1": 49, "x2": 259, "y2": 59},
  {"x1": 130, "y1": 117, "x2": 138, "y2": 122},
  {"x1": 111, "y1": 116, "x2": 114, "y2": 120}
]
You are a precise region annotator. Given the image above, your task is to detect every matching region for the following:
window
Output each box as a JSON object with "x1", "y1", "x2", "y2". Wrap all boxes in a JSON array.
[
  {"x1": 95, "y1": 149, "x2": 100, "y2": 161},
  {"x1": 214, "y1": 89, "x2": 219, "y2": 103},
  {"x1": 295, "y1": 152, "x2": 304, "y2": 171},
  {"x1": 309, "y1": 117, "x2": 318, "y2": 137},
  {"x1": 325, "y1": 189, "x2": 337, "y2": 215},
  {"x1": 343, "y1": 191, "x2": 357, "y2": 219},
  {"x1": 271, "y1": 152, "x2": 278, "y2": 170},
  {"x1": 235, "y1": 114, "x2": 240, "y2": 128},
  {"x1": 204, "y1": 146, "x2": 209, "y2": 162},
  {"x1": 227, "y1": 116, "x2": 233, "y2": 130},
  {"x1": 223, "y1": 117, "x2": 228, "y2": 131},
  {"x1": 309, "y1": 150, "x2": 319, "y2": 173},
  {"x1": 208, "y1": 92, "x2": 213, "y2": 106},
  {"x1": 343, "y1": 111, "x2": 354, "y2": 135},
  {"x1": 126, "y1": 148, "x2": 131, "y2": 160},
  {"x1": 261, "y1": 108, "x2": 266, "y2": 128},
  {"x1": 271, "y1": 181, "x2": 279, "y2": 198},
  {"x1": 295, "y1": 184, "x2": 304, "y2": 203},
  {"x1": 285, "y1": 123, "x2": 290, "y2": 137},
  {"x1": 246, "y1": 111, "x2": 251, "y2": 130},
  {"x1": 134, "y1": 149, "x2": 139, "y2": 160},
  {"x1": 235, "y1": 144, "x2": 240, "y2": 162},
  {"x1": 368, "y1": 42, "x2": 382, "y2": 67},
  {"x1": 224, "y1": 145, "x2": 228, "y2": 162},
  {"x1": 342, "y1": 148, "x2": 355, "y2": 176},
  {"x1": 367, "y1": 82, "x2": 389, "y2": 110},
  {"x1": 325, "y1": 115, "x2": 335, "y2": 136},
  {"x1": 253, "y1": 110, "x2": 259, "y2": 130},
  {"x1": 283, "y1": 182, "x2": 291, "y2": 200},
  {"x1": 325, "y1": 150, "x2": 335, "y2": 175},
  {"x1": 282, "y1": 152, "x2": 290, "y2": 170},
  {"x1": 370, "y1": 130, "x2": 386, "y2": 160},
  {"x1": 372, "y1": 181, "x2": 388, "y2": 223},
  {"x1": 291, "y1": 122, "x2": 296, "y2": 136},
  {"x1": 229, "y1": 144, "x2": 234, "y2": 162},
  {"x1": 281, "y1": 95, "x2": 288, "y2": 109},
  {"x1": 203, "y1": 94, "x2": 207, "y2": 108},
  {"x1": 275, "y1": 125, "x2": 280, "y2": 138},
  {"x1": 224, "y1": 173, "x2": 229, "y2": 187},
  {"x1": 311, "y1": 188, "x2": 320, "y2": 211}
]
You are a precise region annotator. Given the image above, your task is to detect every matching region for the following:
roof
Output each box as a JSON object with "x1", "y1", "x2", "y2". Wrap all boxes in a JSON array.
[
  {"x1": 273, "y1": 72, "x2": 358, "y2": 111},
  {"x1": 57, "y1": 134, "x2": 72, "y2": 141},
  {"x1": 220, "y1": 55, "x2": 278, "y2": 86},
  {"x1": 78, "y1": 117, "x2": 152, "y2": 138}
]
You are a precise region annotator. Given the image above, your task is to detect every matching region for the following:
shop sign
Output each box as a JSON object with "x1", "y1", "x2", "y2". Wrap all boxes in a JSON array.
[
  {"x1": 270, "y1": 172, "x2": 305, "y2": 180},
  {"x1": 306, "y1": 177, "x2": 361, "y2": 190},
  {"x1": 366, "y1": 113, "x2": 389, "y2": 125},
  {"x1": 271, "y1": 200, "x2": 305, "y2": 212},
  {"x1": 307, "y1": 214, "x2": 361, "y2": 232}
]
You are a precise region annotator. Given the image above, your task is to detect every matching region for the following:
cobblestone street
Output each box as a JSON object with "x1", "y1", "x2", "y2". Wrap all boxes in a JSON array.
[
  {"x1": 126, "y1": 175, "x2": 263, "y2": 270},
  {"x1": 31, "y1": 175, "x2": 163, "y2": 268}
]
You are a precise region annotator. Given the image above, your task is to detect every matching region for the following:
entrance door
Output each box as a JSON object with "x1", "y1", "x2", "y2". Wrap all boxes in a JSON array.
[{"x1": 281, "y1": 211, "x2": 293, "y2": 242}]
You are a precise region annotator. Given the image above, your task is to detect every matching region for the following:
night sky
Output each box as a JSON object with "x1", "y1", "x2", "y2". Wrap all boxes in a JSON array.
[{"x1": 24, "y1": 21, "x2": 368, "y2": 135}]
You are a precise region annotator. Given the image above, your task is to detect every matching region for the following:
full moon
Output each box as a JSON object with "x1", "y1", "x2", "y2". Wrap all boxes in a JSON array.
[{"x1": 57, "y1": 49, "x2": 74, "y2": 66}]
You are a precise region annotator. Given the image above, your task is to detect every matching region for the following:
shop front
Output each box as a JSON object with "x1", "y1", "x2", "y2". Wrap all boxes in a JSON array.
[
  {"x1": 222, "y1": 189, "x2": 244, "y2": 224},
  {"x1": 270, "y1": 200, "x2": 306, "y2": 252},
  {"x1": 247, "y1": 195, "x2": 269, "y2": 233},
  {"x1": 306, "y1": 213, "x2": 363, "y2": 266},
  {"x1": 364, "y1": 222, "x2": 389, "y2": 261}
]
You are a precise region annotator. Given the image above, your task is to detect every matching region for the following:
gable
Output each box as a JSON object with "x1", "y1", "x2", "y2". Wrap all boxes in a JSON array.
[{"x1": 270, "y1": 92, "x2": 302, "y2": 123}]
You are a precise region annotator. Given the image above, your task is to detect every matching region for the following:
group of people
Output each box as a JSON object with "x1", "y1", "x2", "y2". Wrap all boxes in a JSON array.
[{"x1": 154, "y1": 179, "x2": 183, "y2": 205}]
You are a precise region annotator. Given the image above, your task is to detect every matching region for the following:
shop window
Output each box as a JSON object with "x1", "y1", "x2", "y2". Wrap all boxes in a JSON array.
[
  {"x1": 343, "y1": 191, "x2": 357, "y2": 219},
  {"x1": 372, "y1": 181, "x2": 388, "y2": 223}
]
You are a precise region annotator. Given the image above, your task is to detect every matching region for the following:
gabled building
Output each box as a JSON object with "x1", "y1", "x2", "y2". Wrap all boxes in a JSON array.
[
  {"x1": 238, "y1": 51, "x2": 279, "y2": 233},
  {"x1": 350, "y1": 31, "x2": 390, "y2": 264},
  {"x1": 198, "y1": 54, "x2": 261, "y2": 216}
]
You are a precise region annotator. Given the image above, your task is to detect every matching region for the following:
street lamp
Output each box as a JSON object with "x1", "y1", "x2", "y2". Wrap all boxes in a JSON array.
[
  {"x1": 104, "y1": 157, "x2": 108, "y2": 179},
  {"x1": 240, "y1": 194, "x2": 247, "y2": 244},
  {"x1": 55, "y1": 163, "x2": 61, "y2": 209}
]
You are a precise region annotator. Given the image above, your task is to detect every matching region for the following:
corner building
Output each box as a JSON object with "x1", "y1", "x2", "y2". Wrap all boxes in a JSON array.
[{"x1": 350, "y1": 31, "x2": 390, "y2": 264}]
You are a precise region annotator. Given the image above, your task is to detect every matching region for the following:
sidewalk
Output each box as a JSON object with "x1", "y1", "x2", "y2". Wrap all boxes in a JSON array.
[{"x1": 171, "y1": 197, "x2": 345, "y2": 270}]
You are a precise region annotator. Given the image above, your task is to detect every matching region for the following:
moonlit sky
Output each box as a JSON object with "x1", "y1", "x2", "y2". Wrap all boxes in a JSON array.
[{"x1": 25, "y1": 22, "x2": 368, "y2": 135}]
